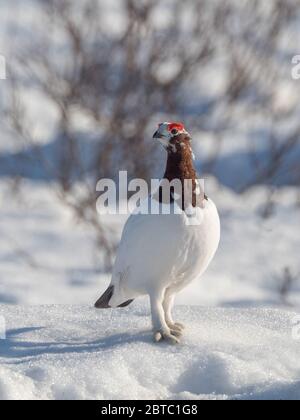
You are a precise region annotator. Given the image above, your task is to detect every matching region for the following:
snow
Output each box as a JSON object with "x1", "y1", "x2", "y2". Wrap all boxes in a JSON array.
[{"x1": 0, "y1": 304, "x2": 300, "y2": 400}]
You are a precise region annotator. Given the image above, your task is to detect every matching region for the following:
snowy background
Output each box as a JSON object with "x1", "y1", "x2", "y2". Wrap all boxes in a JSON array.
[{"x1": 0, "y1": 0, "x2": 300, "y2": 400}]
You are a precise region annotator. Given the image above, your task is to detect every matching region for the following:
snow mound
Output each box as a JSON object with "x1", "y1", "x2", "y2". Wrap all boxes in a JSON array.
[{"x1": 0, "y1": 304, "x2": 300, "y2": 400}]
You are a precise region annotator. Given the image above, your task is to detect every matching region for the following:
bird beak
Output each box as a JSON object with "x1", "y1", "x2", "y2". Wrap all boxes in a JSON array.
[{"x1": 153, "y1": 130, "x2": 163, "y2": 139}]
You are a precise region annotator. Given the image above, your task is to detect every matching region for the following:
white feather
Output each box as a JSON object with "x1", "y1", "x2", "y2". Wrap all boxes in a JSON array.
[{"x1": 106, "y1": 195, "x2": 220, "y2": 343}]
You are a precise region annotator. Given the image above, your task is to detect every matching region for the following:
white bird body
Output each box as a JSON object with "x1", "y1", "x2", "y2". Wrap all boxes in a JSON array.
[
  {"x1": 95, "y1": 122, "x2": 220, "y2": 344},
  {"x1": 109, "y1": 197, "x2": 220, "y2": 307}
]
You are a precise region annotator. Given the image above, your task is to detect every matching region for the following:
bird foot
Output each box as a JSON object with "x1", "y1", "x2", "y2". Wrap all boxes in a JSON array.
[
  {"x1": 153, "y1": 329, "x2": 180, "y2": 345},
  {"x1": 167, "y1": 322, "x2": 185, "y2": 334},
  {"x1": 175, "y1": 322, "x2": 185, "y2": 330}
]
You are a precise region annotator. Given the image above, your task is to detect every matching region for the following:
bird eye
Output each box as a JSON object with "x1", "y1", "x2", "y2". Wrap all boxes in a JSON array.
[{"x1": 171, "y1": 128, "x2": 178, "y2": 135}]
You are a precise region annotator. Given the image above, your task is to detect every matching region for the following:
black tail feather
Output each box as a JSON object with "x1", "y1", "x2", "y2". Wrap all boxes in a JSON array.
[
  {"x1": 94, "y1": 285, "x2": 114, "y2": 308},
  {"x1": 94, "y1": 285, "x2": 134, "y2": 309},
  {"x1": 118, "y1": 299, "x2": 134, "y2": 308}
]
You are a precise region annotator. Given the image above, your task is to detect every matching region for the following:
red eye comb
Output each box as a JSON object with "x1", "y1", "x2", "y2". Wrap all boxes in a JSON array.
[{"x1": 168, "y1": 122, "x2": 184, "y2": 132}]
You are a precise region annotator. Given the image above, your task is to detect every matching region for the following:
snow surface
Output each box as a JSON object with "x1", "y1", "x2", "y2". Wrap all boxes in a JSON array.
[{"x1": 1, "y1": 304, "x2": 300, "y2": 400}]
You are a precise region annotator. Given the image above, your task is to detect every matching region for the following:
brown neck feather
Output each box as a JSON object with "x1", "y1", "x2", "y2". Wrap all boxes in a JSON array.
[
  {"x1": 163, "y1": 141, "x2": 196, "y2": 183},
  {"x1": 160, "y1": 134, "x2": 199, "y2": 209}
]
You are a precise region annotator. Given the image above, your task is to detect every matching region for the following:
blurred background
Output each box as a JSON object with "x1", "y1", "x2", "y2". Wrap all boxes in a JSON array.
[{"x1": 0, "y1": 0, "x2": 299, "y2": 307}]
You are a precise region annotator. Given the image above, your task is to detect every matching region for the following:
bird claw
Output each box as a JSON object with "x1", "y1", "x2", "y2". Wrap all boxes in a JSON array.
[
  {"x1": 153, "y1": 329, "x2": 180, "y2": 345},
  {"x1": 167, "y1": 322, "x2": 185, "y2": 334},
  {"x1": 170, "y1": 328, "x2": 182, "y2": 338},
  {"x1": 174, "y1": 322, "x2": 185, "y2": 331}
]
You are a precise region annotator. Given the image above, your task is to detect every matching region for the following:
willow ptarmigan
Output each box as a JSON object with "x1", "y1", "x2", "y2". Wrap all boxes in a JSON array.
[{"x1": 95, "y1": 122, "x2": 220, "y2": 344}]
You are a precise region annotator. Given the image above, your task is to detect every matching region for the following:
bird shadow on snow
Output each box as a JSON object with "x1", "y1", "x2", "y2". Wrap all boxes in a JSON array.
[{"x1": 0, "y1": 327, "x2": 152, "y2": 362}]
